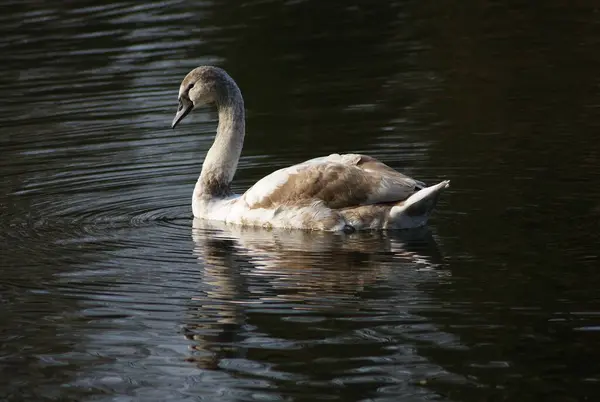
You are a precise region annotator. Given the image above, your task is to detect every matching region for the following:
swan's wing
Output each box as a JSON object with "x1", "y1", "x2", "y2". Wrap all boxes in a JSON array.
[{"x1": 242, "y1": 153, "x2": 423, "y2": 210}]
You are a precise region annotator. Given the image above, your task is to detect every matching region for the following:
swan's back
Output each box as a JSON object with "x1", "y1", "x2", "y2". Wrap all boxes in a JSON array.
[{"x1": 243, "y1": 153, "x2": 422, "y2": 209}]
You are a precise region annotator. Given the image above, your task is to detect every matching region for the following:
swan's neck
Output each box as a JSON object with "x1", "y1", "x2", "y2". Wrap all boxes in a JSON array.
[{"x1": 195, "y1": 88, "x2": 245, "y2": 199}]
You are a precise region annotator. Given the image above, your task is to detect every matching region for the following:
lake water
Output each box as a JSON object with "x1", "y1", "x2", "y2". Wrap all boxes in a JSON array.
[{"x1": 1, "y1": 1, "x2": 599, "y2": 401}]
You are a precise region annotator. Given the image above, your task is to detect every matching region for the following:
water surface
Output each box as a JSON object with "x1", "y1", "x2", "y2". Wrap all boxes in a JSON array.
[{"x1": 1, "y1": 1, "x2": 600, "y2": 401}]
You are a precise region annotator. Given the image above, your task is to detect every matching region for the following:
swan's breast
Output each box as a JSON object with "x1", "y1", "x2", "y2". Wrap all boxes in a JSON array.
[{"x1": 192, "y1": 195, "x2": 239, "y2": 221}]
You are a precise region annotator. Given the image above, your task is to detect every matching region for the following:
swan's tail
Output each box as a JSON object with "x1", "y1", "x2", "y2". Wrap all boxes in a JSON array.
[{"x1": 389, "y1": 180, "x2": 450, "y2": 229}]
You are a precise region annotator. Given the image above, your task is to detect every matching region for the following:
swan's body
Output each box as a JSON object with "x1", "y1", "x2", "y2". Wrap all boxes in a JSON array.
[{"x1": 172, "y1": 66, "x2": 449, "y2": 231}]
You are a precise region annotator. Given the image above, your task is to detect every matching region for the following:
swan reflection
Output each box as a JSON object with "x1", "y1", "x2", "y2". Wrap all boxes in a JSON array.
[{"x1": 185, "y1": 220, "x2": 445, "y2": 371}]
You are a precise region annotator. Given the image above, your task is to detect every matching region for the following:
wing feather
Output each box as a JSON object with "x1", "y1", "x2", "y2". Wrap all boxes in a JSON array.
[{"x1": 242, "y1": 154, "x2": 421, "y2": 210}]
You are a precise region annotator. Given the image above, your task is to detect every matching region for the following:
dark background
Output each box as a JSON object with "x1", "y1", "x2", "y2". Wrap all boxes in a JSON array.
[{"x1": 1, "y1": 1, "x2": 599, "y2": 401}]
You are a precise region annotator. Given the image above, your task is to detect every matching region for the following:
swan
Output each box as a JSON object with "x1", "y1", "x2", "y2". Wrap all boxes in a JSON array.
[{"x1": 172, "y1": 66, "x2": 449, "y2": 231}]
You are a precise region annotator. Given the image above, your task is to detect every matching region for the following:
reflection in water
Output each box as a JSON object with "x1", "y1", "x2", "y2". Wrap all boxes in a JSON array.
[
  {"x1": 185, "y1": 221, "x2": 459, "y2": 399},
  {"x1": 192, "y1": 219, "x2": 444, "y2": 301}
]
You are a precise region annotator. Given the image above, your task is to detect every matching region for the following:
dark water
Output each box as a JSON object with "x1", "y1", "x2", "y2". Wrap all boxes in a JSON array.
[{"x1": 1, "y1": 1, "x2": 600, "y2": 401}]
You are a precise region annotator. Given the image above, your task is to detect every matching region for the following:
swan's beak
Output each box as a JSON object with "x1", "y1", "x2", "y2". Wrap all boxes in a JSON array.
[{"x1": 172, "y1": 97, "x2": 193, "y2": 128}]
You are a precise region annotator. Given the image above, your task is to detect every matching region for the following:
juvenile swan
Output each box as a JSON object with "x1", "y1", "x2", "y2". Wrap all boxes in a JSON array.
[{"x1": 172, "y1": 66, "x2": 449, "y2": 231}]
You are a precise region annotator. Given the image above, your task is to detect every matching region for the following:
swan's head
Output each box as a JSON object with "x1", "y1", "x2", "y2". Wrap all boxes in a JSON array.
[{"x1": 171, "y1": 66, "x2": 233, "y2": 128}]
